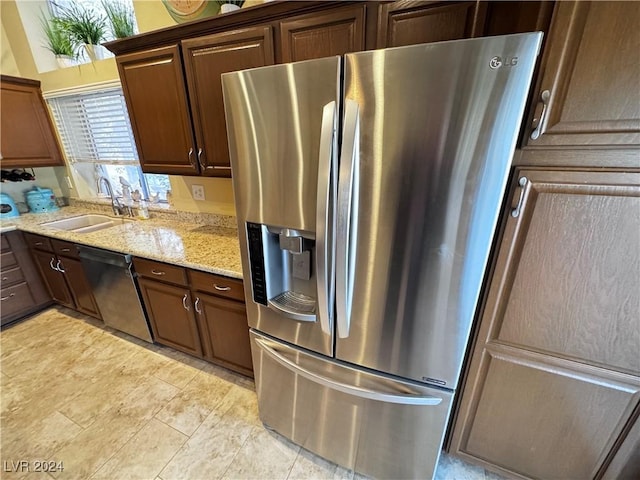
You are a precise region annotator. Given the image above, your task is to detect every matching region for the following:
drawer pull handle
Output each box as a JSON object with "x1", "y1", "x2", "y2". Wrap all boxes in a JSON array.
[
  {"x1": 194, "y1": 297, "x2": 202, "y2": 314},
  {"x1": 214, "y1": 284, "x2": 231, "y2": 291},
  {"x1": 35, "y1": 242, "x2": 43, "y2": 246},
  {"x1": 182, "y1": 293, "x2": 190, "y2": 311},
  {"x1": 61, "y1": 248, "x2": 71, "y2": 252},
  {"x1": 151, "y1": 269, "x2": 166, "y2": 276},
  {"x1": 1, "y1": 293, "x2": 15, "y2": 301},
  {"x1": 2, "y1": 277, "x2": 8, "y2": 281}
]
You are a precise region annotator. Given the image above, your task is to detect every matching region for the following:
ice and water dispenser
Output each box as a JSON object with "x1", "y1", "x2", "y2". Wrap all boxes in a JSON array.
[{"x1": 246, "y1": 222, "x2": 317, "y2": 321}]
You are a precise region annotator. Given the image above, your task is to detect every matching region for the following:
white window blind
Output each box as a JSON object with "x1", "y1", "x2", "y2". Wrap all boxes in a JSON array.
[{"x1": 48, "y1": 88, "x2": 139, "y2": 164}]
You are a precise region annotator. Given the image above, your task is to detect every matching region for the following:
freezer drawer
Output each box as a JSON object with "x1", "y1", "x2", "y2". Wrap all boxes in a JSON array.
[{"x1": 250, "y1": 330, "x2": 453, "y2": 480}]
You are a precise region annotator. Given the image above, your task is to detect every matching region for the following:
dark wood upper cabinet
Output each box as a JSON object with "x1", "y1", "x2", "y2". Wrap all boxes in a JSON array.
[
  {"x1": 117, "y1": 46, "x2": 198, "y2": 175},
  {"x1": 0, "y1": 75, "x2": 64, "y2": 168},
  {"x1": 182, "y1": 26, "x2": 275, "y2": 176},
  {"x1": 523, "y1": 1, "x2": 640, "y2": 148},
  {"x1": 376, "y1": 1, "x2": 486, "y2": 49},
  {"x1": 279, "y1": 5, "x2": 366, "y2": 62}
]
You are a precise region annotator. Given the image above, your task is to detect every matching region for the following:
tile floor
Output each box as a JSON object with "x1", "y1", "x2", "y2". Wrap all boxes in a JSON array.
[{"x1": 1, "y1": 307, "x2": 501, "y2": 480}]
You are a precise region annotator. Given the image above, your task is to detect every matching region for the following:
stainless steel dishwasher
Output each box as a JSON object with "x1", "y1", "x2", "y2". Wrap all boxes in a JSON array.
[{"x1": 78, "y1": 246, "x2": 153, "y2": 342}]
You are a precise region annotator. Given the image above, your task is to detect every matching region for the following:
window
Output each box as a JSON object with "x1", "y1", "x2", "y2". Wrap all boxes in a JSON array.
[{"x1": 47, "y1": 85, "x2": 170, "y2": 202}]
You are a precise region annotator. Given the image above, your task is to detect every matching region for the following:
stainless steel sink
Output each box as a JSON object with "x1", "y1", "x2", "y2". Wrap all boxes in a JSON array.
[{"x1": 42, "y1": 214, "x2": 134, "y2": 234}]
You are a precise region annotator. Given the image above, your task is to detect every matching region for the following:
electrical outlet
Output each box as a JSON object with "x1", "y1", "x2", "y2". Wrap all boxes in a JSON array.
[{"x1": 192, "y1": 184, "x2": 205, "y2": 201}]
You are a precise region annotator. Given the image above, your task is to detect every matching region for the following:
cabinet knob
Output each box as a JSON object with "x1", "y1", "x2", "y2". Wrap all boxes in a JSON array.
[{"x1": 530, "y1": 90, "x2": 550, "y2": 140}]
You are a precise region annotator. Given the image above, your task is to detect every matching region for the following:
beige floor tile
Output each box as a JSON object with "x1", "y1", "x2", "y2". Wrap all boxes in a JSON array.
[
  {"x1": 221, "y1": 426, "x2": 300, "y2": 480},
  {"x1": 92, "y1": 418, "x2": 188, "y2": 480},
  {"x1": 155, "y1": 371, "x2": 234, "y2": 435},
  {"x1": 48, "y1": 376, "x2": 179, "y2": 479},
  {"x1": 213, "y1": 384, "x2": 261, "y2": 427},
  {"x1": 153, "y1": 359, "x2": 200, "y2": 389},
  {"x1": 287, "y1": 448, "x2": 355, "y2": 480},
  {"x1": 160, "y1": 411, "x2": 254, "y2": 480}
]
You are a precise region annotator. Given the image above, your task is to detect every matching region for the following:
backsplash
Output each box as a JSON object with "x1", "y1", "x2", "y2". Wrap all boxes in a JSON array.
[{"x1": 69, "y1": 198, "x2": 238, "y2": 229}]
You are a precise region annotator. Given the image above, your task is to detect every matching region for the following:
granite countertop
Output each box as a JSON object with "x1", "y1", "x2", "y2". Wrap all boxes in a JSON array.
[{"x1": 0, "y1": 207, "x2": 243, "y2": 279}]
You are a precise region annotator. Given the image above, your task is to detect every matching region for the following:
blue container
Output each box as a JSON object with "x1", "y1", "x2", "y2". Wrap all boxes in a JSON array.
[
  {"x1": 0, "y1": 193, "x2": 20, "y2": 218},
  {"x1": 25, "y1": 187, "x2": 59, "y2": 213}
]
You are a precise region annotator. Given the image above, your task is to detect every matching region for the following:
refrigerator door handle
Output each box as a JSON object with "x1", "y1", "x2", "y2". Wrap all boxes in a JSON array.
[
  {"x1": 316, "y1": 100, "x2": 337, "y2": 336},
  {"x1": 336, "y1": 99, "x2": 360, "y2": 339},
  {"x1": 255, "y1": 337, "x2": 442, "y2": 406}
]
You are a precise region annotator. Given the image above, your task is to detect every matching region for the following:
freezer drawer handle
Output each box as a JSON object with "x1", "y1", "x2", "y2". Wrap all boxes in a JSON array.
[
  {"x1": 316, "y1": 100, "x2": 337, "y2": 336},
  {"x1": 255, "y1": 337, "x2": 442, "y2": 406}
]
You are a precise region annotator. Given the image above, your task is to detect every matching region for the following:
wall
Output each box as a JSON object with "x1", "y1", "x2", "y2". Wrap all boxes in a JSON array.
[{"x1": 1, "y1": 0, "x2": 238, "y2": 216}]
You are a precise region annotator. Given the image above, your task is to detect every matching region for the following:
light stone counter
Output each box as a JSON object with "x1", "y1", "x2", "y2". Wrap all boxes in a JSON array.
[{"x1": 0, "y1": 207, "x2": 243, "y2": 279}]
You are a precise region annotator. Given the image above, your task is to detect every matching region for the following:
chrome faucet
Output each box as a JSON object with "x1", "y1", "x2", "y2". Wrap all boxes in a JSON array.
[{"x1": 97, "y1": 176, "x2": 132, "y2": 217}]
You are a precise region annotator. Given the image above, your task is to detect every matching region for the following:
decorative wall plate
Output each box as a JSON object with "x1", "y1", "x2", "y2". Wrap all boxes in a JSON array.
[{"x1": 162, "y1": 0, "x2": 221, "y2": 23}]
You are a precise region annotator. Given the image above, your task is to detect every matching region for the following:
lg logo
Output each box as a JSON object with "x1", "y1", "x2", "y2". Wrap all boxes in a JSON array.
[{"x1": 489, "y1": 56, "x2": 518, "y2": 69}]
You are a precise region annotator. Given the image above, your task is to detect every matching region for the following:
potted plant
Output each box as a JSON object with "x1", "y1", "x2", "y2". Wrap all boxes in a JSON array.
[
  {"x1": 102, "y1": 0, "x2": 137, "y2": 39},
  {"x1": 40, "y1": 15, "x2": 76, "y2": 68},
  {"x1": 218, "y1": 0, "x2": 244, "y2": 14},
  {"x1": 55, "y1": 3, "x2": 107, "y2": 62}
]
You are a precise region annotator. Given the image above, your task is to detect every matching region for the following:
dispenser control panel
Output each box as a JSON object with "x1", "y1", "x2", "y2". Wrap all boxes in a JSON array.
[{"x1": 247, "y1": 222, "x2": 268, "y2": 305}]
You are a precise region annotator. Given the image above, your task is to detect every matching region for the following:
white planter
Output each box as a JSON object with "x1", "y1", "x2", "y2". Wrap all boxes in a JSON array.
[
  {"x1": 220, "y1": 4, "x2": 241, "y2": 14},
  {"x1": 55, "y1": 55, "x2": 76, "y2": 69},
  {"x1": 84, "y1": 44, "x2": 108, "y2": 62}
]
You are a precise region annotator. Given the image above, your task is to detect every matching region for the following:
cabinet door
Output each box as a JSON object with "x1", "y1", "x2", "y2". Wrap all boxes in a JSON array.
[
  {"x1": 194, "y1": 292, "x2": 253, "y2": 376},
  {"x1": 138, "y1": 278, "x2": 202, "y2": 357},
  {"x1": 58, "y1": 257, "x2": 101, "y2": 319},
  {"x1": 182, "y1": 26, "x2": 275, "y2": 176},
  {"x1": 31, "y1": 250, "x2": 74, "y2": 308},
  {"x1": 117, "y1": 46, "x2": 198, "y2": 175},
  {"x1": 449, "y1": 169, "x2": 640, "y2": 478},
  {"x1": 279, "y1": 5, "x2": 366, "y2": 62},
  {"x1": 0, "y1": 76, "x2": 64, "y2": 168},
  {"x1": 523, "y1": 1, "x2": 640, "y2": 147},
  {"x1": 376, "y1": 1, "x2": 486, "y2": 49}
]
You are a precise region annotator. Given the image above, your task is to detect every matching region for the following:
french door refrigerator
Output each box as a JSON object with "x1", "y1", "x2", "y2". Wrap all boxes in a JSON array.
[{"x1": 222, "y1": 33, "x2": 541, "y2": 479}]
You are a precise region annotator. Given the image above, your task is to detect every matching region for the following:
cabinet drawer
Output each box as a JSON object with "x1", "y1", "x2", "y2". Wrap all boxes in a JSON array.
[
  {"x1": 50, "y1": 239, "x2": 79, "y2": 259},
  {"x1": 1, "y1": 251, "x2": 17, "y2": 269},
  {"x1": 24, "y1": 232, "x2": 53, "y2": 252},
  {"x1": 133, "y1": 257, "x2": 188, "y2": 286},
  {"x1": 1, "y1": 266, "x2": 24, "y2": 287},
  {"x1": 1, "y1": 282, "x2": 35, "y2": 317},
  {"x1": 189, "y1": 269, "x2": 244, "y2": 302},
  {"x1": 1, "y1": 235, "x2": 9, "y2": 252}
]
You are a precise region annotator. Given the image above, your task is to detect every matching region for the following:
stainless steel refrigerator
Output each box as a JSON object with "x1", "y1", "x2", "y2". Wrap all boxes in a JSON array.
[{"x1": 222, "y1": 33, "x2": 542, "y2": 479}]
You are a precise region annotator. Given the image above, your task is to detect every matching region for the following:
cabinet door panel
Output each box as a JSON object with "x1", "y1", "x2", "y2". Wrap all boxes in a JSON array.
[
  {"x1": 60, "y1": 257, "x2": 101, "y2": 319},
  {"x1": 117, "y1": 46, "x2": 198, "y2": 175},
  {"x1": 376, "y1": 1, "x2": 485, "y2": 49},
  {"x1": 182, "y1": 26, "x2": 274, "y2": 176},
  {"x1": 31, "y1": 250, "x2": 73, "y2": 308},
  {"x1": 0, "y1": 76, "x2": 64, "y2": 168},
  {"x1": 524, "y1": 1, "x2": 640, "y2": 147},
  {"x1": 138, "y1": 278, "x2": 202, "y2": 357},
  {"x1": 492, "y1": 170, "x2": 640, "y2": 374},
  {"x1": 280, "y1": 5, "x2": 365, "y2": 62},
  {"x1": 196, "y1": 292, "x2": 252, "y2": 375},
  {"x1": 460, "y1": 347, "x2": 640, "y2": 480}
]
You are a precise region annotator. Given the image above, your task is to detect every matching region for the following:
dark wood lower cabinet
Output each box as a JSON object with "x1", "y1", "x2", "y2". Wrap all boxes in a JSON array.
[
  {"x1": 195, "y1": 292, "x2": 253, "y2": 376},
  {"x1": 449, "y1": 169, "x2": 640, "y2": 479},
  {"x1": 137, "y1": 278, "x2": 203, "y2": 357},
  {"x1": 59, "y1": 257, "x2": 100, "y2": 318},
  {"x1": 31, "y1": 249, "x2": 74, "y2": 308}
]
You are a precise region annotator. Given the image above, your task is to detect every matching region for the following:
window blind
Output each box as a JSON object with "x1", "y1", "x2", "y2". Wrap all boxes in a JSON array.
[{"x1": 47, "y1": 88, "x2": 139, "y2": 164}]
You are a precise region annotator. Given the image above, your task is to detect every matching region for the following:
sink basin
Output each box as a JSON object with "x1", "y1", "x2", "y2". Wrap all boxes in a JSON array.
[{"x1": 42, "y1": 214, "x2": 134, "y2": 234}]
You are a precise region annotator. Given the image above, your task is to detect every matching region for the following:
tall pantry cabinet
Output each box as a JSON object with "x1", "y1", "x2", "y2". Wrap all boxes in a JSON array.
[{"x1": 448, "y1": 2, "x2": 640, "y2": 480}]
